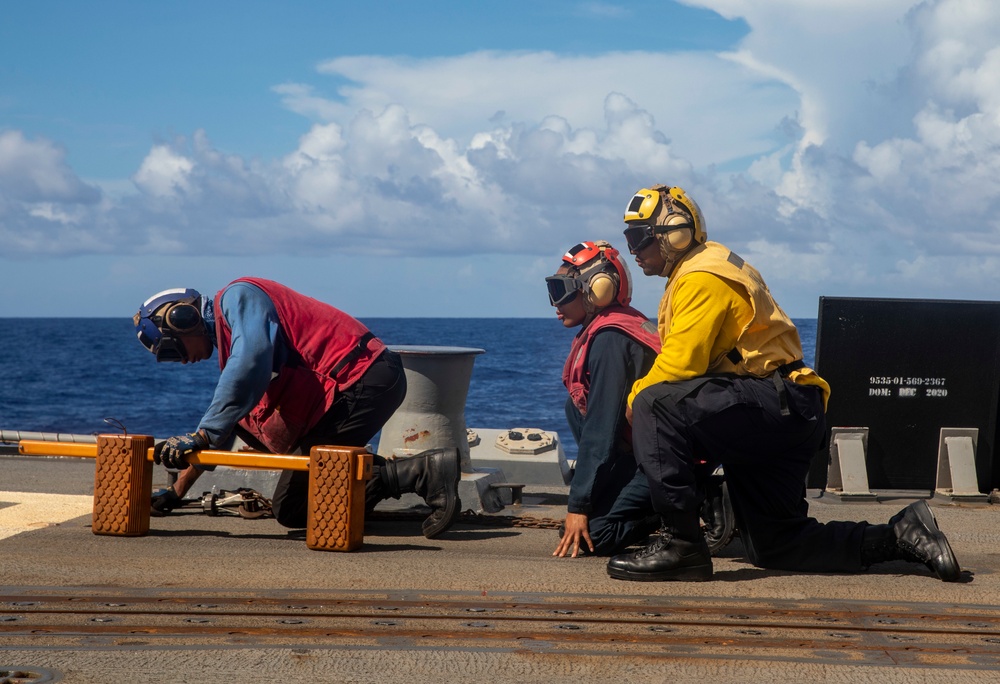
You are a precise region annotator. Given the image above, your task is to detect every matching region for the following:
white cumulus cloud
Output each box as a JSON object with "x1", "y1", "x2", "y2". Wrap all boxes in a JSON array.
[
  {"x1": 4, "y1": 0, "x2": 1000, "y2": 313},
  {"x1": 0, "y1": 130, "x2": 99, "y2": 204},
  {"x1": 133, "y1": 145, "x2": 196, "y2": 197}
]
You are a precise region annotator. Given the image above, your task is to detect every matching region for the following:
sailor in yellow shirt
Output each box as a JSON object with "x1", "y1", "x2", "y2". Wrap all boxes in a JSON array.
[{"x1": 607, "y1": 184, "x2": 961, "y2": 583}]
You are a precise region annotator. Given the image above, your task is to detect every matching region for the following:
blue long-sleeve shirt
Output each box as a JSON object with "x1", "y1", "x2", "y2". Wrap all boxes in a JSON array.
[
  {"x1": 565, "y1": 329, "x2": 656, "y2": 515},
  {"x1": 197, "y1": 282, "x2": 290, "y2": 446}
]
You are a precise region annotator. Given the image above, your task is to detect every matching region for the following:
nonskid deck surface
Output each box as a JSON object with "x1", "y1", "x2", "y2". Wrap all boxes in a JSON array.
[
  {"x1": 2, "y1": 454, "x2": 999, "y2": 682},
  {"x1": 3, "y1": 588, "x2": 1000, "y2": 668}
]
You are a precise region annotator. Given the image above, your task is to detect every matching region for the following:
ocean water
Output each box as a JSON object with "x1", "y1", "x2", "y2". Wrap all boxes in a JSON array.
[{"x1": 0, "y1": 317, "x2": 817, "y2": 461}]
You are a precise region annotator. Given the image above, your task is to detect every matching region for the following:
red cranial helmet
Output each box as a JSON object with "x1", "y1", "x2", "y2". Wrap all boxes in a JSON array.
[{"x1": 546, "y1": 240, "x2": 633, "y2": 309}]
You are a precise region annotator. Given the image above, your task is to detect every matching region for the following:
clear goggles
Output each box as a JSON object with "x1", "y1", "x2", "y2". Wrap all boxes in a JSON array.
[
  {"x1": 623, "y1": 223, "x2": 657, "y2": 255},
  {"x1": 545, "y1": 274, "x2": 584, "y2": 306}
]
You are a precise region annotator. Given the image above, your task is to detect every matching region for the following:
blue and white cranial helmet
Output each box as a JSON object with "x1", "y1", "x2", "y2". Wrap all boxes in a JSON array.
[{"x1": 133, "y1": 288, "x2": 202, "y2": 362}]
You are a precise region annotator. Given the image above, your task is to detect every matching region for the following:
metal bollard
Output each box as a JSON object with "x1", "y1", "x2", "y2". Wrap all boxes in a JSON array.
[
  {"x1": 92, "y1": 434, "x2": 154, "y2": 536},
  {"x1": 306, "y1": 446, "x2": 373, "y2": 551},
  {"x1": 377, "y1": 345, "x2": 484, "y2": 470}
]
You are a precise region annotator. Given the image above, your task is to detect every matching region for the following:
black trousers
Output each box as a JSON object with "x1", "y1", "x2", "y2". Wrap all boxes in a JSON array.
[
  {"x1": 631, "y1": 375, "x2": 866, "y2": 573},
  {"x1": 269, "y1": 351, "x2": 407, "y2": 528}
]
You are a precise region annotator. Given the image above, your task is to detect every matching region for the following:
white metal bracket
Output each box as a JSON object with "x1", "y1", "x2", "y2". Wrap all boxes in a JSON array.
[
  {"x1": 825, "y1": 427, "x2": 877, "y2": 501},
  {"x1": 935, "y1": 427, "x2": 987, "y2": 503}
]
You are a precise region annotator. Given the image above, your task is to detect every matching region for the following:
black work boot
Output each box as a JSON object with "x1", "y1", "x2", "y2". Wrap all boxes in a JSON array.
[
  {"x1": 373, "y1": 449, "x2": 461, "y2": 539},
  {"x1": 859, "y1": 523, "x2": 898, "y2": 568},
  {"x1": 889, "y1": 500, "x2": 961, "y2": 582},
  {"x1": 365, "y1": 458, "x2": 392, "y2": 513},
  {"x1": 607, "y1": 511, "x2": 713, "y2": 582},
  {"x1": 700, "y1": 478, "x2": 736, "y2": 556}
]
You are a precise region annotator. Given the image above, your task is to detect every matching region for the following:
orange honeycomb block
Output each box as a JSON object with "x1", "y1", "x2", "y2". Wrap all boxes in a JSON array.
[
  {"x1": 92, "y1": 434, "x2": 154, "y2": 536},
  {"x1": 306, "y1": 446, "x2": 373, "y2": 551}
]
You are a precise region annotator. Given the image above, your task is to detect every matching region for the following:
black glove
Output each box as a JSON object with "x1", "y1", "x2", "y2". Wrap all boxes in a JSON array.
[
  {"x1": 153, "y1": 431, "x2": 209, "y2": 469},
  {"x1": 150, "y1": 487, "x2": 183, "y2": 516}
]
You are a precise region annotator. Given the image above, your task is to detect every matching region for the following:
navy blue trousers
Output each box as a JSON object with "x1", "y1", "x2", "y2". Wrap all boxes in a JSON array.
[
  {"x1": 269, "y1": 351, "x2": 407, "y2": 529},
  {"x1": 631, "y1": 375, "x2": 866, "y2": 573},
  {"x1": 586, "y1": 467, "x2": 659, "y2": 555}
]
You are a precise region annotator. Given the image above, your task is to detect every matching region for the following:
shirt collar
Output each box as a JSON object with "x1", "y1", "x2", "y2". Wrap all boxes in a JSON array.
[{"x1": 200, "y1": 296, "x2": 218, "y2": 347}]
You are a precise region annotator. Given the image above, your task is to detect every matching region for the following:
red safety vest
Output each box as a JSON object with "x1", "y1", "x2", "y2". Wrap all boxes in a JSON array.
[
  {"x1": 214, "y1": 277, "x2": 386, "y2": 453},
  {"x1": 562, "y1": 306, "x2": 661, "y2": 416}
]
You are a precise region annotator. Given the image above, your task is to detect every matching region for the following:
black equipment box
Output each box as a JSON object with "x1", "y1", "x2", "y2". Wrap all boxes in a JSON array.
[{"x1": 809, "y1": 297, "x2": 1000, "y2": 491}]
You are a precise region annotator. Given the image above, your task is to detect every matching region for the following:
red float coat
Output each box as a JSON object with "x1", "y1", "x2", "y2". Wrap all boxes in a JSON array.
[
  {"x1": 562, "y1": 305, "x2": 661, "y2": 416},
  {"x1": 214, "y1": 277, "x2": 385, "y2": 453}
]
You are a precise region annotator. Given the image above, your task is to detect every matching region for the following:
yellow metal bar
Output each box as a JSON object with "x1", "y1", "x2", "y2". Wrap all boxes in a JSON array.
[
  {"x1": 18, "y1": 441, "x2": 309, "y2": 471},
  {"x1": 184, "y1": 451, "x2": 309, "y2": 471},
  {"x1": 19, "y1": 441, "x2": 98, "y2": 458}
]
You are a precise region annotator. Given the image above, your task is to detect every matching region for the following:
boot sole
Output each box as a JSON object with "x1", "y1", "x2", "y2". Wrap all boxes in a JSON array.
[
  {"x1": 909, "y1": 500, "x2": 961, "y2": 582},
  {"x1": 422, "y1": 497, "x2": 461, "y2": 539},
  {"x1": 607, "y1": 564, "x2": 713, "y2": 582}
]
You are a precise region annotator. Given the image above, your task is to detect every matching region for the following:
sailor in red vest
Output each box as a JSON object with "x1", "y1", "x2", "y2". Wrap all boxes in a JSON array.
[
  {"x1": 545, "y1": 241, "x2": 661, "y2": 557},
  {"x1": 133, "y1": 278, "x2": 460, "y2": 538}
]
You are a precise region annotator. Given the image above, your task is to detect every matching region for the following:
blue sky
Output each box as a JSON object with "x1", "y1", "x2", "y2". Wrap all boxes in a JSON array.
[{"x1": 3, "y1": 0, "x2": 999, "y2": 318}]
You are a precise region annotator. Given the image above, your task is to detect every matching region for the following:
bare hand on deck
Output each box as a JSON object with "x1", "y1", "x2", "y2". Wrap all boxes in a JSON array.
[{"x1": 553, "y1": 512, "x2": 595, "y2": 558}]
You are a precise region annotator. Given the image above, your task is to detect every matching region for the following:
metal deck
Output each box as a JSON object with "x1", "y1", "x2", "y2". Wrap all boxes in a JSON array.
[{"x1": 2, "y1": 452, "x2": 999, "y2": 682}]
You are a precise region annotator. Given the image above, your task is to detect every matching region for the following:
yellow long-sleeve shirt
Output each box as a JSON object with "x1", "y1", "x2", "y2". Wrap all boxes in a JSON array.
[
  {"x1": 628, "y1": 272, "x2": 749, "y2": 405},
  {"x1": 628, "y1": 270, "x2": 830, "y2": 406}
]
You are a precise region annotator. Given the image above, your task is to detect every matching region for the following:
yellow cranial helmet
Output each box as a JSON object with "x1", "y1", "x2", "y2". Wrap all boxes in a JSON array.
[{"x1": 622, "y1": 185, "x2": 706, "y2": 254}]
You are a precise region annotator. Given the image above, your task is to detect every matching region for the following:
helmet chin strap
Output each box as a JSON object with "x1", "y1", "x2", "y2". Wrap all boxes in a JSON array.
[{"x1": 658, "y1": 235, "x2": 693, "y2": 277}]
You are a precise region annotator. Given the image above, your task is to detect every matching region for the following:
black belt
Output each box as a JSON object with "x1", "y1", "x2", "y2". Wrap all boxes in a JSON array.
[
  {"x1": 727, "y1": 348, "x2": 806, "y2": 416},
  {"x1": 772, "y1": 359, "x2": 806, "y2": 416},
  {"x1": 329, "y1": 331, "x2": 376, "y2": 379}
]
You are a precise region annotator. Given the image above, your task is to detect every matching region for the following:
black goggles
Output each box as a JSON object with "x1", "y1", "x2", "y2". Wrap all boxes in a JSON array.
[
  {"x1": 545, "y1": 274, "x2": 583, "y2": 306},
  {"x1": 623, "y1": 223, "x2": 657, "y2": 255},
  {"x1": 153, "y1": 334, "x2": 189, "y2": 363}
]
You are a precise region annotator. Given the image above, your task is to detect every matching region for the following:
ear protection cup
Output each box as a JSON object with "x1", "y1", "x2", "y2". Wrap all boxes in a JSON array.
[
  {"x1": 665, "y1": 227, "x2": 693, "y2": 250},
  {"x1": 557, "y1": 240, "x2": 632, "y2": 309},
  {"x1": 666, "y1": 186, "x2": 706, "y2": 244},
  {"x1": 587, "y1": 272, "x2": 617, "y2": 308},
  {"x1": 663, "y1": 215, "x2": 693, "y2": 251}
]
